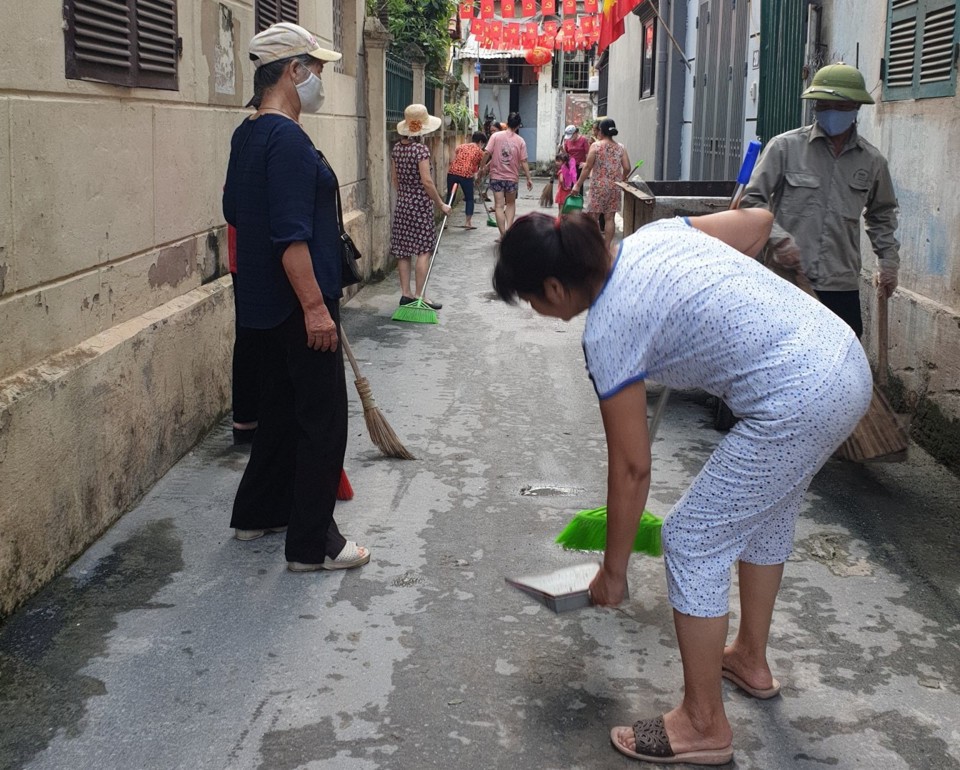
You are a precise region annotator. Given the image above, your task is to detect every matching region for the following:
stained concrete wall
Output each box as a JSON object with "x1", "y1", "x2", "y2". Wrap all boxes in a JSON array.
[
  {"x1": 0, "y1": 0, "x2": 376, "y2": 616},
  {"x1": 823, "y1": 1, "x2": 960, "y2": 470}
]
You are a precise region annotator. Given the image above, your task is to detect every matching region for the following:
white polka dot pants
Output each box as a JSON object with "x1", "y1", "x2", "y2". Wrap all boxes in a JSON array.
[{"x1": 661, "y1": 341, "x2": 874, "y2": 618}]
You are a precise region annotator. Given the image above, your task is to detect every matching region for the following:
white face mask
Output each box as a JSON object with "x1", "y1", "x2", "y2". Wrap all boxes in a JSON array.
[{"x1": 295, "y1": 67, "x2": 325, "y2": 113}]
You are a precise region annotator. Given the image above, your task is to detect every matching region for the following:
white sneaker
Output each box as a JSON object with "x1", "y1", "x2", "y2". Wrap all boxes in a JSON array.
[
  {"x1": 234, "y1": 526, "x2": 287, "y2": 541},
  {"x1": 287, "y1": 541, "x2": 370, "y2": 571}
]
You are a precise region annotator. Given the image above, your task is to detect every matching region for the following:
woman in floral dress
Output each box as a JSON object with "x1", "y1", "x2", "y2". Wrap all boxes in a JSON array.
[
  {"x1": 390, "y1": 104, "x2": 451, "y2": 309},
  {"x1": 573, "y1": 117, "x2": 632, "y2": 253}
]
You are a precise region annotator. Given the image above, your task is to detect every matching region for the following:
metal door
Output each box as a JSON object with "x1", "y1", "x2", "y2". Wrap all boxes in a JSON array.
[
  {"x1": 757, "y1": 0, "x2": 808, "y2": 141},
  {"x1": 690, "y1": 0, "x2": 750, "y2": 180}
]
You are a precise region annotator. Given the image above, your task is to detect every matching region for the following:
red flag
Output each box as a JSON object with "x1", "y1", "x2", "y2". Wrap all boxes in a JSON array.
[
  {"x1": 480, "y1": 0, "x2": 494, "y2": 18},
  {"x1": 538, "y1": 31, "x2": 555, "y2": 48},
  {"x1": 541, "y1": 0, "x2": 556, "y2": 15},
  {"x1": 583, "y1": 0, "x2": 598, "y2": 11},
  {"x1": 522, "y1": 22, "x2": 539, "y2": 48},
  {"x1": 615, "y1": 0, "x2": 642, "y2": 23},
  {"x1": 562, "y1": 0, "x2": 576, "y2": 15},
  {"x1": 459, "y1": 2, "x2": 474, "y2": 19},
  {"x1": 543, "y1": 19, "x2": 559, "y2": 36},
  {"x1": 580, "y1": 15, "x2": 595, "y2": 35},
  {"x1": 574, "y1": 24, "x2": 585, "y2": 48},
  {"x1": 501, "y1": 0, "x2": 516, "y2": 18},
  {"x1": 562, "y1": 17, "x2": 576, "y2": 38},
  {"x1": 505, "y1": 22, "x2": 520, "y2": 48},
  {"x1": 472, "y1": 18, "x2": 486, "y2": 39},
  {"x1": 553, "y1": 29, "x2": 564, "y2": 49},
  {"x1": 597, "y1": 0, "x2": 624, "y2": 52},
  {"x1": 522, "y1": 0, "x2": 536, "y2": 15},
  {"x1": 488, "y1": 19, "x2": 503, "y2": 48}
]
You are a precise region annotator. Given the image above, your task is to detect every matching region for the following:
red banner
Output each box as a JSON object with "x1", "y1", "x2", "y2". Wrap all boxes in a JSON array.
[
  {"x1": 504, "y1": 22, "x2": 519, "y2": 48},
  {"x1": 487, "y1": 19, "x2": 503, "y2": 48},
  {"x1": 543, "y1": 19, "x2": 559, "y2": 36},
  {"x1": 562, "y1": 17, "x2": 576, "y2": 38},
  {"x1": 459, "y1": 2, "x2": 474, "y2": 19},
  {"x1": 580, "y1": 15, "x2": 595, "y2": 35},
  {"x1": 501, "y1": 0, "x2": 516, "y2": 18},
  {"x1": 480, "y1": 0, "x2": 494, "y2": 19},
  {"x1": 522, "y1": 22, "x2": 539, "y2": 48},
  {"x1": 522, "y1": 0, "x2": 537, "y2": 15},
  {"x1": 472, "y1": 18, "x2": 486, "y2": 39},
  {"x1": 562, "y1": 0, "x2": 576, "y2": 15},
  {"x1": 541, "y1": 0, "x2": 555, "y2": 15},
  {"x1": 582, "y1": 0, "x2": 598, "y2": 11}
]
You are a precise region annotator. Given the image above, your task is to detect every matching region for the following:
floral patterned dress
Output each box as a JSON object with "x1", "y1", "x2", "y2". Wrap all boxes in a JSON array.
[
  {"x1": 390, "y1": 140, "x2": 436, "y2": 257},
  {"x1": 587, "y1": 140, "x2": 626, "y2": 214}
]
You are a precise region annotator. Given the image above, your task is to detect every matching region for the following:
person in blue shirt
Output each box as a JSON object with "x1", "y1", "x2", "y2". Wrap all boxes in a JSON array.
[{"x1": 222, "y1": 23, "x2": 369, "y2": 572}]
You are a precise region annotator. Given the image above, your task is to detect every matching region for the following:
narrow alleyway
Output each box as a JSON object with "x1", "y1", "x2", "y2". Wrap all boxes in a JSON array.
[{"x1": 2, "y1": 190, "x2": 958, "y2": 770}]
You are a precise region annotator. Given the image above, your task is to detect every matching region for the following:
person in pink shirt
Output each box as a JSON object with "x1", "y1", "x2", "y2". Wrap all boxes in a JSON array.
[
  {"x1": 481, "y1": 112, "x2": 533, "y2": 237},
  {"x1": 562, "y1": 124, "x2": 590, "y2": 170}
]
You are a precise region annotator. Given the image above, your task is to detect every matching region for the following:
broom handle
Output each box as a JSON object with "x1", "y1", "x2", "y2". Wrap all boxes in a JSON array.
[
  {"x1": 417, "y1": 184, "x2": 458, "y2": 300},
  {"x1": 877, "y1": 283, "x2": 889, "y2": 387},
  {"x1": 339, "y1": 326, "x2": 363, "y2": 381}
]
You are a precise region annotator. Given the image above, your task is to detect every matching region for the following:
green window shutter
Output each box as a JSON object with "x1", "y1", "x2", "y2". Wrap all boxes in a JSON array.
[{"x1": 884, "y1": 0, "x2": 958, "y2": 100}]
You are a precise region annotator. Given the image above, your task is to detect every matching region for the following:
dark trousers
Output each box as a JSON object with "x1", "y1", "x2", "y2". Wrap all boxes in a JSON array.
[
  {"x1": 447, "y1": 173, "x2": 474, "y2": 216},
  {"x1": 231, "y1": 272, "x2": 262, "y2": 424},
  {"x1": 230, "y1": 300, "x2": 347, "y2": 563},
  {"x1": 816, "y1": 289, "x2": 863, "y2": 338}
]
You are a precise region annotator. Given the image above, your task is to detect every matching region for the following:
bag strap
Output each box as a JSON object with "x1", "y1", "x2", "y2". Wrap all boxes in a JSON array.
[{"x1": 316, "y1": 149, "x2": 346, "y2": 235}]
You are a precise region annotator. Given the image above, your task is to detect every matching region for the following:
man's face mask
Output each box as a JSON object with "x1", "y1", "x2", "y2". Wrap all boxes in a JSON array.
[{"x1": 815, "y1": 105, "x2": 859, "y2": 136}]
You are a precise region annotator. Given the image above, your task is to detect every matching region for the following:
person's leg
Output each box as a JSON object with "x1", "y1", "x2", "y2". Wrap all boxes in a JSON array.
[
  {"x1": 281, "y1": 301, "x2": 359, "y2": 565},
  {"x1": 230, "y1": 272, "x2": 261, "y2": 437},
  {"x1": 397, "y1": 256, "x2": 412, "y2": 299},
  {"x1": 462, "y1": 176, "x2": 474, "y2": 225},
  {"x1": 504, "y1": 189, "x2": 518, "y2": 230},
  {"x1": 815, "y1": 289, "x2": 863, "y2": 337},
  {"x1": 602, "y1": 210, "x2": 616, "y2": 251},
  {"x1": 493, "y1": 189, "x2": 507, "y2": 236},
  {"x1": 231, "y1": 325, "x2": 295, "y2": 531},
  {"x1": 723, "y1": 561, "x2": 785, "y2": 691},
  {"x1": 414, "y1": 252, "x2": 430, "y2": 297},
  {"x1": 613, "y1": 613, "x2": 733, "y2": 755}
]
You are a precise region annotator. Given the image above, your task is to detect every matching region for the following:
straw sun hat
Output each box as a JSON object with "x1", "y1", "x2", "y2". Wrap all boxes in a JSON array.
[{"x1": 397, "y1": 104, "x2": 441, "y2": 137}]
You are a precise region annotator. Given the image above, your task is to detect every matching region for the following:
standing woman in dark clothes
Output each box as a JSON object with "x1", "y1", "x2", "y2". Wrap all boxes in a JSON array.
[{"x1": 222, "y1": 22, "x2": 369, "y2": 572}]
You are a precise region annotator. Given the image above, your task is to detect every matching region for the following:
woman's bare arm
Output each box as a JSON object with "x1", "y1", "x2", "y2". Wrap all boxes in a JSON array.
[{"x1": 689, "y1": 208, "x2": 774, "y2": 258}]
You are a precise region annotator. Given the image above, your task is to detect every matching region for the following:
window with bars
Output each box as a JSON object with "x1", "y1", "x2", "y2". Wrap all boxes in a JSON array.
[
  {"x1": 255, "y1": 0, "x2": 299, "y2": 32},
  {"x1": 551, "y1": 51, "x2": 591, "y2": 90},
  {"x1": 63, "y1": 0, "x2": 179, "y2": 90},
  {"x1": 332, "y1": 0, "x2": 344, "y2": 73},
  {"x1": 884, "y1": 0, "x2": 958, "y2": 100}
]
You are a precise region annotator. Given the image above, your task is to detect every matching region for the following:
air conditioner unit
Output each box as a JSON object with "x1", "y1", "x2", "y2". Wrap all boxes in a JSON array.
[{"x1": 588, "y1": 74, "x2": 599, "y2": 92}]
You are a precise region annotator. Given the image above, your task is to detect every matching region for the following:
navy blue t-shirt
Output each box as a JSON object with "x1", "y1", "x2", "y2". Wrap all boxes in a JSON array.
[{"x1": 223, "y1": 115, "x2": 342, "y2": 329}]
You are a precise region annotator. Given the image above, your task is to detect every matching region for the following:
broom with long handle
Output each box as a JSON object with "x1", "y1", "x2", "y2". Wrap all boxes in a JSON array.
[
  {"x1": 556, "y1": 141, "x2": 764, "y2": 556},
  {"x1": 392, "y1": 185, "x2": 459, "y2": 324},
  {"x1": 339, "y1": 327, "x2": 415, "y2": 460}
]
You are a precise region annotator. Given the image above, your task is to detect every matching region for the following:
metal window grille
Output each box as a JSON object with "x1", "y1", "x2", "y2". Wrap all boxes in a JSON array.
[
  {"x1": 255, "y1": 0, "x2": 298, "y2": 32},
  {"x1": 386, "y1": 51, "x2": 413, "y2": 126},
  {"x1": 551, "y1": 51, "x2": 591, "y2": 90},
  {"x1": 884, "y1": 0, "x2": 958, "y2": 100},
  {"x1": 64, "y1": 0, "x2": 179, "y2": 90},
  {"x1": 332, "y1": 0, "x2": 344, "y2": 73}
]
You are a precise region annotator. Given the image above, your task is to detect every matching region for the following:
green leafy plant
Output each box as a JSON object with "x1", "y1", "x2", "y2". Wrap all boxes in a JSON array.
[
  {"x1": 379, "y1": 0, "x2": 456, "y2": 83},
  {"x1": 443, "y1": 101, "x2": 472, "y2": 133}
]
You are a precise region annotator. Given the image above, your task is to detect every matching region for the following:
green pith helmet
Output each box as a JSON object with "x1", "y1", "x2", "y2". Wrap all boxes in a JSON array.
[{"x1": 801, "y1": 62, "x2": 875, "y2": 104}]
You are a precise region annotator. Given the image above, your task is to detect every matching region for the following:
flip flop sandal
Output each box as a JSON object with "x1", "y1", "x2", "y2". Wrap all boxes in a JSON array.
[
  {"x1": 721, "y1": 668, "x2": 781, "y2": 699},
  {"x1": 463, "y1": 225, "x2": 477, "y2": 230},
  {"x1": 610, "y1": 717, "x2": 734, "y2": 766},
  {"x1": 287, "y1": 541, "x2": 370, "y2": 572}
]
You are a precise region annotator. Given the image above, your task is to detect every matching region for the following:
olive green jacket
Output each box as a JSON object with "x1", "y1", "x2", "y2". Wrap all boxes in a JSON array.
[{"x1": 741, "y1": 123, "x2": 900, "y2": 292}]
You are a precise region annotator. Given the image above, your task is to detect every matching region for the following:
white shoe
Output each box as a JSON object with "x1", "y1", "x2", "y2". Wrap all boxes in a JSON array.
[
  {"x1": 287, "y1": 541, "x2": 370, "y2": 571},
  {"x1": 234, "y1": 526, "x2": 287, "y2": 541}
]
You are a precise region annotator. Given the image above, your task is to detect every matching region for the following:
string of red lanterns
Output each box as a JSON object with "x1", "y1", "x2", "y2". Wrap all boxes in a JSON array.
[{"x1": 460, "y1": 1, "x2": 601, "y2": 52}]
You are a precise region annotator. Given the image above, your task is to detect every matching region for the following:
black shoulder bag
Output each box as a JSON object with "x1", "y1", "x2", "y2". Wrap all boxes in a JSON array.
[{"x1": 317, "y1": 150, "x2": 363, "y2": 288}]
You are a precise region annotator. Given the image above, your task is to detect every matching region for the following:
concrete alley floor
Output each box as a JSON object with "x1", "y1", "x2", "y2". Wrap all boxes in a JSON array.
[{"x1": 2, "y1": 188, "x2": 959, "y2": 770}]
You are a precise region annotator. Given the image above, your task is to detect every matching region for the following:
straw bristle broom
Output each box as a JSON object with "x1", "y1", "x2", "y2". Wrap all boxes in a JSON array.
[
  {"x1": 768, "y1": 264, "x2": 909, "y2": 462},
  {"x1": 340, "y1": 328, "x2": 415, "y2": 460}
]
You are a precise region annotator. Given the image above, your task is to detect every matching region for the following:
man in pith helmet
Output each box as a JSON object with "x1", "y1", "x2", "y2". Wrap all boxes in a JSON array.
[{"x1": 742, "y1": 62, "x2": 900, "y2": 337}]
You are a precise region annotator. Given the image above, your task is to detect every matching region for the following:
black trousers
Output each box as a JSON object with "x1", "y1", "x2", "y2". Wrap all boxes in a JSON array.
[
  {"x1": 231, "y1": 300, "x2": 347, "y2": 563},
  {"x1": 815, "y1": 289, "x2": 863, "y2": 338},
  {"x1": 231, "y1": 272, "x2": 262, "y2": 424}
]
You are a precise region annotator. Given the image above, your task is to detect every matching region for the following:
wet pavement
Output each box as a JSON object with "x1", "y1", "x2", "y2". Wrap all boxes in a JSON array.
[{"x1": 2, "y1": 188, "x2": 959, "y2": 769}]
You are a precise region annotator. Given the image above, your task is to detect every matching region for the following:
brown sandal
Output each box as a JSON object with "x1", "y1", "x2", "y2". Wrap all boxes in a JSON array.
[
  {"x1": 610, "y1": 716, "x2": 734, "y2": 765},
  {"x1": 721, "y1": 667, "x2": 781, "y2": 699}
]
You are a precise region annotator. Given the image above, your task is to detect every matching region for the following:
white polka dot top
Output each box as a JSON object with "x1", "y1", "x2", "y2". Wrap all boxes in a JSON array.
[{"x1": 583, "y1": 218, "x2": 858, "y2": 419}]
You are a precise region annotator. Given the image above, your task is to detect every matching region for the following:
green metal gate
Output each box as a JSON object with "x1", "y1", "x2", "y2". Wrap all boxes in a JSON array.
[
  {"x1": 386, "y1": 52, "x2": 413, "y2": 127},
  {"x1": 757, "y1": 0, "x2": 809, "y2": 142}
]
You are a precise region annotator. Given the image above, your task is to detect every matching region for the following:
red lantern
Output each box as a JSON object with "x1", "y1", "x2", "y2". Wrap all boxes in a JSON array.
[{"x1": 525, "y1": 46, "x2": 553, "y2": 78}]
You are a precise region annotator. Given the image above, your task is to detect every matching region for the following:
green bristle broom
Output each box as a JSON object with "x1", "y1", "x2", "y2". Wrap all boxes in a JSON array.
[
  {"x1": 555, "y1": 387, "x2": 670, "y2": 556},
  {"x1": 554, "y1": 141, "x2": 764, "y2": 556},
  {"x1": 392, "y1": 184, "x2": 458, "y2": 325}
]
